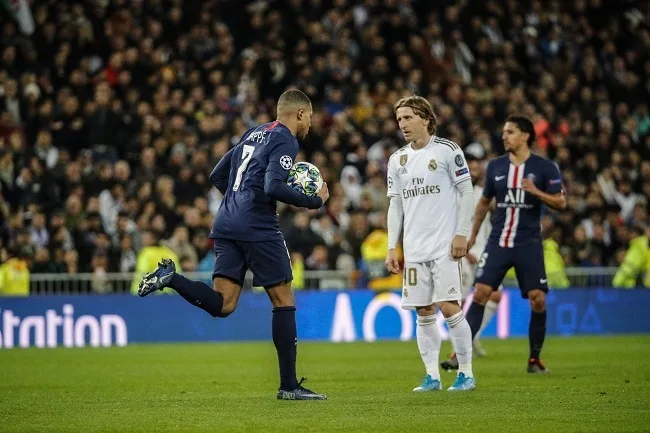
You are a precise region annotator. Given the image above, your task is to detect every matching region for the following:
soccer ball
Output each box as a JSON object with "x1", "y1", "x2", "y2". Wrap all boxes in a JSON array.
[{"x1": 287, "y1": 162, "x2": 323, "y2": 196}]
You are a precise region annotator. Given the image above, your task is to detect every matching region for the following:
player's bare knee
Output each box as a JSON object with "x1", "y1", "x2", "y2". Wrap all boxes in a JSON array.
[
  {"x1": 528, "y1": 290, "x2": 546, "y2": 312},
  {"x1": 438, "y1": 301, "x2": 461, "y2": 318},
  {"x1": 490, "y1": 290, "x2": 502, "y2": 303},
  {"x1": 473, "y1": 284, "x2": 492, "y2": 304},
  {"x1": 416, "y1": 304, "x2": 436, "y2": 317},
  {"x1": 266, "y1": 281, "x2": 295, "y2": 308},
  {"x1": 212, "y1": 277, "x2": 242, "y2": 317}
]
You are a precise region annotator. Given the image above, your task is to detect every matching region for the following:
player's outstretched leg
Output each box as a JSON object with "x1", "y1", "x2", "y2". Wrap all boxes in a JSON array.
[
  {"x1": 138, "y1": 259, "x2": 225, "y2": 317},
  {"x1": 473, "y1": 289, "x2": 502, "y2": 357},
  {"x1": 413, "y1": 310, "x2": 442, "y2": 392},
  {"x1": 268, "y1": 283, "x2": 326, "y2": 401},
  {"x1": 440, "y1": 302, "x2": 476, "y2": 391},
  {"x1": 527, "y1": 289, "x2": 550, "y2": 374}
]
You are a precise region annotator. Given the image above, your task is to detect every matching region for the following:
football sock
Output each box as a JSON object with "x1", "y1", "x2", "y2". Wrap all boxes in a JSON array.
[
  {"x1": 273, "y1": 306, "x2": 299, "y2": 390},
  {"x1": 446, "y1": 311, "x2": 473, "y2": 377},
  {"x1": 168, "y1": 274, "x2": 224, "y2": 317},
  {"x1": 475, "y1": 300, "x2": 499, "y2": 339},
  {"x1": 465, "y1": 301, "x2": 485, "y2": 339},
  {"x1": 529, "y1": 310, "x2": 547, "y2": 359},
  {"x1": 416, "y1": 315, "x2": 441, "y2": 380}
]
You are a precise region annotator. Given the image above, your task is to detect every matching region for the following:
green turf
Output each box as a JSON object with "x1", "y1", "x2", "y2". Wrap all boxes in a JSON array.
[{"x1": 0, "y1": 335, "x2": 649, "y2": 432}]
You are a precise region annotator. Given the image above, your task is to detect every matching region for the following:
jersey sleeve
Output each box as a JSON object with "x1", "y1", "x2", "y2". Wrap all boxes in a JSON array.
[
  {"x1": 482, "y1": 161, "x2": 496, "y2": 199},
  {"x1": 209, "y1": 148, "x2": 234, "y2": 194},
  {"x1": 544, "y1": 160, "x2": 564, "y2": 194},
  {"x1": 387, "y1": 156, "x2": 401, "y2": 198},
  {"x1": 264, "y1": 135, "x2": 323, "y2": 209},
  {"x1": 267, "y1": 135, "x2": 298, "y2": 177},
  {"x1": 447, "y1": 147, "x2": 471, "y2": 185}
]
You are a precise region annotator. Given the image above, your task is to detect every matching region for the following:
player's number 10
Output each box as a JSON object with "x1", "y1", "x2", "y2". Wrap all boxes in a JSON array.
[{"x1": 405, "y1": 268, "x2": 417, "y2": 286}]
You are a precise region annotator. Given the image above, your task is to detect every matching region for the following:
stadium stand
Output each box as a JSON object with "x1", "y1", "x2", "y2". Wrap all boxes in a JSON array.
[{"x1": 0, "y1": 0, "x2": 649, "y2": 293}]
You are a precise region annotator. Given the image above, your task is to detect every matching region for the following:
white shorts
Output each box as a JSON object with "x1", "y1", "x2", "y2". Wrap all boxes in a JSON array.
[{"x1": 401, "y1": 255, "x2": 462, "y2": 310}]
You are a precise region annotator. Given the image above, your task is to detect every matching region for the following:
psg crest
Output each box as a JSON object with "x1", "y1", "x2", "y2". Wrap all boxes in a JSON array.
[
  {"x1": 400, "y1": 155, "x2": 408, "y2": 166},
  {"x1": 428, "y1": 159, "x2": 437, "y2": 171}
]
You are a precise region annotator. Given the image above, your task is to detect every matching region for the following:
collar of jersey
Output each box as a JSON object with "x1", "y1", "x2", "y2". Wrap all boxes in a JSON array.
[{"x1": 408, "y1": 135, "x2": 435, "y2": 151}]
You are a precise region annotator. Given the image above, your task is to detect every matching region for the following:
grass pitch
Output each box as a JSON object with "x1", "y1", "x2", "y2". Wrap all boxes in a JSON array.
[{"x1": 1, "y1": 335, "x2": 649, "y2": 432}]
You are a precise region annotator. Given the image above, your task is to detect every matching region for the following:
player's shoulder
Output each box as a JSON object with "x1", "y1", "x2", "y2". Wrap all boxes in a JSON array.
[
  {"x1": 530, "y1": 153, "x2": 558, "y2": 171},
  {"x1": 388, "y1": 144, "x2": 410, "y2": 162},
  {"x1": 432, "y1": 135, "x2": 461, "y2": 153},
  {"x1": 487, "y1": 154, "x2": 509, "y2": 168}
]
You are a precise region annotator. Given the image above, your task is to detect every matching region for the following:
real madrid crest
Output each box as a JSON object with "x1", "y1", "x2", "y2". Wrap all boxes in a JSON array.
[
  {"x1": 428, "y1": 159, "x2": 437, "y2": 171},
  {"x1": 400, "y1": 154, "x2": 408, "y2": 166}
]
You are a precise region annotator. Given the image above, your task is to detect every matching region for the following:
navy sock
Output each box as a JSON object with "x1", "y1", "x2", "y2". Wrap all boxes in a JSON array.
[
  {"x1": 529, "y1": 310, "x2": 547, "y2": 359},
  {"x1": 465, "y1": 301, "x2": 485, "y2": 339},
  {"x1": 168, "y1": 274, "x2": 223, "y2": 317},
  {"x1": 272, "y1": 306, "x2": 298, "y2": 390}
]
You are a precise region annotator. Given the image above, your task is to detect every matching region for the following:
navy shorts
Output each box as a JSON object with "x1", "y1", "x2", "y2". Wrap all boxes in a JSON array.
[
  {"x1": 474, "y1": 242, "x2": 548, "y2": 298},
  {"x1": 212, "y1": 237, "x2": 293, "y2": 288}
]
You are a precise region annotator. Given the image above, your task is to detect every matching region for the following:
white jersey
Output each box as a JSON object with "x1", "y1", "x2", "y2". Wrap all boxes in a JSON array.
[
  {"x1": 470, "y1": 184, "x2": 492, "y2": 256},
  {"x1": 387, "y1": 136, "x2": 471, "y2": 262}
]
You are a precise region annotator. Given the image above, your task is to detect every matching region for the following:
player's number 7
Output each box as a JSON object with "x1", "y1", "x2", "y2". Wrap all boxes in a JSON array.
[{"x1": 232, "y1": 144, "x2": 255, "y2": 192}]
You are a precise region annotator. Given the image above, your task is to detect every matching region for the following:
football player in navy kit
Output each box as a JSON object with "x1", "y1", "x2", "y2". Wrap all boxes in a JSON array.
[{"x1": 138, "y1": 89, "x2": 329, "y2": 400}]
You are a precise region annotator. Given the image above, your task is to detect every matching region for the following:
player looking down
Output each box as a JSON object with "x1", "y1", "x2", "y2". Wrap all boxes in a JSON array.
[{"x1": 138, "y1": 89, "x2": 329, "y2": 400}]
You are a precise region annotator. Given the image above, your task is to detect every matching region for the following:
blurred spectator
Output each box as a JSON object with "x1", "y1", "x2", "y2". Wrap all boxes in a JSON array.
[
  {"x1": 0, "y1": 0, "x2": 647, "y2": 292},
  {"x1": 613, "y1": 226, "x2": 650, "y2": 288},
  {"x1": 0, "y1": 248, "x2": 29, "y2": 295}
]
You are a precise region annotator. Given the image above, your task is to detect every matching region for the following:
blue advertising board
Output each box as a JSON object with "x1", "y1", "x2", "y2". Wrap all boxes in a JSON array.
[{"x1": 0, "y1": 288, "x2": 648, "y2": 349}]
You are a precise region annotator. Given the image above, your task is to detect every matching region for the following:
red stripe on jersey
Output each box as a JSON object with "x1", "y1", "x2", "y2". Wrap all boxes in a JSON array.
[{"x1": 264, "y1": 121, "x2": 279, "y2": 131}]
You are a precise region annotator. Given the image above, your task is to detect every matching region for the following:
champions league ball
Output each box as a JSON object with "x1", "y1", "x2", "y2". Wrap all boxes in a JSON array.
[{"x1": 287, "y1": 162, "x2": 323, "y2": 196}]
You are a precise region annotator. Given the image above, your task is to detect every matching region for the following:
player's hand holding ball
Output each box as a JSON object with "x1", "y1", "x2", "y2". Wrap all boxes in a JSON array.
[
  {"x1": 317, "y1": 182, "x2": 329, "y2": 204},
  {"x1": 451, "y1": 235, "x2": 467, "y2": 259},
  {"x1": 385, "y1": 249, "x2": 401, "y2": 274}
]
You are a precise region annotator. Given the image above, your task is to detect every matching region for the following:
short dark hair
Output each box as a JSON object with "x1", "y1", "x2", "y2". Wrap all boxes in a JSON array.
[
  {"x1": 277, "y1": 89, "x2": 312, "y2": 115},
  {"x1": 505, "y1": 115, "x2": 535, "y2": 146},
  {"x1": 393, "y1": 95, "x2": 437, "y2": 135}
]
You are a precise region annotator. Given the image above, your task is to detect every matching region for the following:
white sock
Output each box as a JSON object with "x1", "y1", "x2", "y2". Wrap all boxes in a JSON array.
[
  {"x1": 416, "y1": 315, "x2": 441, "y2": 380},
  {"x1": 446, "y1": 311, "x2": 473, "y2": 378},
  {"x1": 475, "y1": 300, "x2": 499, "y2": 340}
]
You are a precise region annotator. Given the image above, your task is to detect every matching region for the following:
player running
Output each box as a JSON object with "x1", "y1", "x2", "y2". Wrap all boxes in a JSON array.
[
  {"x1": 462, "y1": 115, "x2": 566, "y2": 374},
  {"x1": 440, "y1": 157, "x2": 503, "y2": 370},
  {"x1": 385, "y1": 95, "x2": 476, "y2": 392},
  {"x1": 138, "y1": 89, "x2": 329, "y2": 400}
]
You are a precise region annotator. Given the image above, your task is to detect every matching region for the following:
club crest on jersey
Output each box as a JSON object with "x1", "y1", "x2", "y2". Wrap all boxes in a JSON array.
[
  {"x1": 400, "y1": 155, "x2": 408, "y2": 166},
  {"x1": 527, "y1": 173, "x2": 536, "y2": 181},
  {"x1": 428, "y1": 159, "x2": 437, "y2": 171},
  {"x1": 454, "y1": 154, "x2": 464, "y2": 167}
]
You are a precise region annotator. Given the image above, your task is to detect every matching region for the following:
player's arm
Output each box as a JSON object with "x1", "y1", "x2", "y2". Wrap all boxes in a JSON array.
[
  {"x1": 468, "y1": 161, "x2": 496, "y2": 250},
  {"x1": 209, "y1": 148, "x2": 235, "y2": 195},
  {"x1": 264, "y1": 140, "x2": 324, "y2": 209},
  {"x1": 385, "y1": 158, "x2": 403, "y2": 273},
  {"x1": 447, "y1": 147, "x2": 474, "y2": 258},
  {"x1": 522, "y1": 161, "x2": 567, "y2": 211}
]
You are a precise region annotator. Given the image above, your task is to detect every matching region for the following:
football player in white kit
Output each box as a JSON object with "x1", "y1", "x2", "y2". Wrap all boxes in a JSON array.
[
  {"x1": 385, "y1": 96, "x2": 476, "y2": 391},
  {"x1": 441, "y1": 157, "x2": 503, "y2": 370}
]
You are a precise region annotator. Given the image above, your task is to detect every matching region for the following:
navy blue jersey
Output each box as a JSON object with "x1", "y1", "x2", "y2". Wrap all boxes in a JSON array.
[
  {"x1": 483, "y1": 154, "x2": 563, "y2": 248},
  {"x1": 209, "y1": 121, "x2": 322, "y2": 242}
]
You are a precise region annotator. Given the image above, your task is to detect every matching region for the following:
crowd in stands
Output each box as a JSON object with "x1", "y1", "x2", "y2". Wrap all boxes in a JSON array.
[{"x1": 1, "y1": 0, "x2": 649, "y2": 294}]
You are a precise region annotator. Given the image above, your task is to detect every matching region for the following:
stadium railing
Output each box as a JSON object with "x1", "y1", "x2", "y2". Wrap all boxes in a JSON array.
[{"x1": 26, "y1": 267, "x2": 624, "y2": 294}]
